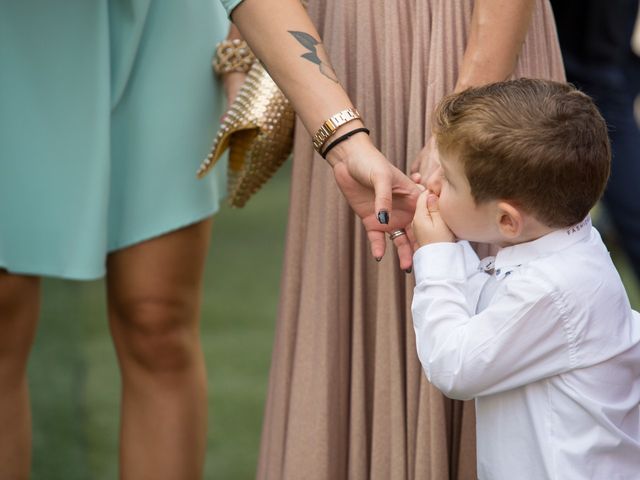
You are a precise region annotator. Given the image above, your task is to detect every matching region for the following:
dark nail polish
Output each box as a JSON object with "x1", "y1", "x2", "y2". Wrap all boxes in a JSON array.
[
  {"x1": 377, "y1": 210, "x2": 389, "y2": 224},
  {"x1": 375, "y1": 257, "x2": 382, "y2": 262},
  {"x1": 405, "y1": 267, "x2": 413, "y2": 274}
]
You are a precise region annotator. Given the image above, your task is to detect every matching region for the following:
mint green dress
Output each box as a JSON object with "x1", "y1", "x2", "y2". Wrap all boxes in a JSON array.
[{"x1": 0, "y1": 0, "x2": 229, "y2": 280}]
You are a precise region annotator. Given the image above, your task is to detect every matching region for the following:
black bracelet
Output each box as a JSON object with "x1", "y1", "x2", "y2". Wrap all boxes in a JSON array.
[{"x1": 320, "y1": 127, "x2": 370, "y2": 159}]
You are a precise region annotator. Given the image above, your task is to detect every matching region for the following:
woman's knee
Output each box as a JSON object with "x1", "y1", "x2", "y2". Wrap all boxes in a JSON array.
[{"x1": 109, "y1": 295, "x2": 201, "y2": 374}]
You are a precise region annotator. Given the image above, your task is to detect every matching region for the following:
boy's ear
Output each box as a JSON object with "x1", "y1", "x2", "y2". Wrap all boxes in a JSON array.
[{"x1": 496, "y1": 201, "x2": 524, "y2": 239}]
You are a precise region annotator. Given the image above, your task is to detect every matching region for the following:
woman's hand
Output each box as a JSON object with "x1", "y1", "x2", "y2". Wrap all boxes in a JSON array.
[
  {"x1": 327, "y1": 133, "x2": 423, "y2": 270},
  {"x1": 220, "y1": 23, "x2": 249, "y2": 110},
  {"x1": 222, "y1": 71, "x2": 247, "y2": 111},
  {"x1": 409, "y1": 137, "x2": 440, "y2": 187}
]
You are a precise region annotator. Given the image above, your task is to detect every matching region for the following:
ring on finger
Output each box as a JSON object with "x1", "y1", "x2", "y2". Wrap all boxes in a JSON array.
[{"x1": 388, "y1": 229, "x2": 407, "y2": 240}]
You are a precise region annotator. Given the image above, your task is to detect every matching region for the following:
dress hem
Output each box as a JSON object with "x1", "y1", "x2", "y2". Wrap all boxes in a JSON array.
[{"x1": 0, "y1": 203, "x2": 222, "y2": 281}]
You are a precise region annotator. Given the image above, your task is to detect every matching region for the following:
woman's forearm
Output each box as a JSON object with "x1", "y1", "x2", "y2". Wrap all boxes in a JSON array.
[
  {"x1": 230, "y1": 0, "x2": 361, "y2": 139},
  {"x1": 227, "y1": 0, "x2": 435, "y2": 268},
  {"x1": 225, "y1": 22, "x2": 242, "y2": 41},
  {"x1": 455, "y1": 0, "x2": 535, "y2": 92}
]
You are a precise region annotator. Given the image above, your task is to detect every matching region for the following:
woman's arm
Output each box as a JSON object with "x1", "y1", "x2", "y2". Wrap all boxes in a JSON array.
[
  {"x1": 219, "y1": 23, "x2": 249, "y2": 107},
  {"x1": 455, "y1": 0, "x2": 535, "y2": 91},
  {"x1": 411, "y1": 0, "x2": 536, "y2": 178},
  {"x1": 230, "y1": 0, "x2": 357, "y2": 140},
  {"x1": 230, "y1": 0, "x2": 420, "y2": 268}
]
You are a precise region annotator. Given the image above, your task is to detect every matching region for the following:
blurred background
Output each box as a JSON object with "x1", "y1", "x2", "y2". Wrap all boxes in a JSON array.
[
  {"x1": 28, "y1": 4, "x2": 640, "y2": 479},
  {"x1": 30, "y1": 165, "x2": 289, "y2": 480},
  {"x1": 27, "y1": 165, "x2": 640, "y2": 480}
]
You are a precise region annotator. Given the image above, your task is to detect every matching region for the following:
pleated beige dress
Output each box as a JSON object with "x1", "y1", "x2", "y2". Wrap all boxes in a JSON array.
[{"x1": 257, "y1": 1, "x2": 565, "y2": 478}]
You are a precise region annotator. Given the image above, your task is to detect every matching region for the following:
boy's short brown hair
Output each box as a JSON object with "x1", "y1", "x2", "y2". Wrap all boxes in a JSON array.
[{"x1": 433, "y1": 78, "x2": 611, "y2": 228}]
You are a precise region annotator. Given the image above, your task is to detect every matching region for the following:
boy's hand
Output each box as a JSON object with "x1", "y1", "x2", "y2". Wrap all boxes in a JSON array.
[{"x1": 412, "y1": 189, "x2": 455, "y2": 248}]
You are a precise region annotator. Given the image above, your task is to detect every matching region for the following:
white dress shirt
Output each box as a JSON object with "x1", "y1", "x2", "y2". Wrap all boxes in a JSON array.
[{"x1": 412, "y1": 217, "x2": 640, "y2": 480}]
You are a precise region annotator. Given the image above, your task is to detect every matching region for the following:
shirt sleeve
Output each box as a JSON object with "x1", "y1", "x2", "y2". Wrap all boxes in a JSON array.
[
  {"x1": 411, "y1": 243, "x2": 574, "y2": 401},
  {"x1": 220, "y1": 0, "x2": 244, "y2": 17},
  {"x1": 413, "y1": 241, "x2": 489, "y2": 316}
]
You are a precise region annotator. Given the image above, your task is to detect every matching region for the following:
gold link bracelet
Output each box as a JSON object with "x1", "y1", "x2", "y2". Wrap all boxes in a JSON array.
[{"x1": 312, "y1": 108, "x2": 361, "y2": 153}]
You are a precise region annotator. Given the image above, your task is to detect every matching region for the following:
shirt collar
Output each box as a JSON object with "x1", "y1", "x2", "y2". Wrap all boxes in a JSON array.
[{"x1": 488, "y1": 216, "x2": 593, "y2": 278}]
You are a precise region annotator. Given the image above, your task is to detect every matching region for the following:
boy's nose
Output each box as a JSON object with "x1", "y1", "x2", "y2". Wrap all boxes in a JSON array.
[{"x1": 426, "y1": 166, "x2": 442, "y2": 196}]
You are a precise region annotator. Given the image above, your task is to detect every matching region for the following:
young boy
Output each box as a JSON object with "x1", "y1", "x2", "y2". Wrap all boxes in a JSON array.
[{"x1": 411, "y1": 79, "x2": 640, "y2": 479}]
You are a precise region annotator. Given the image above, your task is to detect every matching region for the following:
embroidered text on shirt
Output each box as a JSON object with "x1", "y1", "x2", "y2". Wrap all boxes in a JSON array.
[{"x1": 566, "y1": 217, "x2": 591, "y2": 236}]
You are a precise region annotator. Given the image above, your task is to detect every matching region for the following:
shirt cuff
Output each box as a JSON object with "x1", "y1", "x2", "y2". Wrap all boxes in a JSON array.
[{"x1": 413, "y1": 242, "x2": 469, "y2": 285}]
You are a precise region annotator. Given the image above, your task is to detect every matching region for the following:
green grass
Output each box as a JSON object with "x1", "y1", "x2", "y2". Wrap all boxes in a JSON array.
[
  {"x1": 27, "y1": 165, "x2": 640, "y2": 478},
  {"x1": 29, "y1": 164, "x2": 291, "y2": 480}
]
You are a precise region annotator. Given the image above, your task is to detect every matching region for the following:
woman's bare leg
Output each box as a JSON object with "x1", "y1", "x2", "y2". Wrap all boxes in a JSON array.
[
  {"x1": 0, "y1": 271, "x2": 40, "y2": 480},
  {"x1": 106, "y1": 219, "x2": 213, "y2": 480}
]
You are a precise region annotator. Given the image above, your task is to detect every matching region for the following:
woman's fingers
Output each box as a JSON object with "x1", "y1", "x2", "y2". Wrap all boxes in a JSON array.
[
  {"x1": 419, "y1": 139, "x2": 441, "y2": 184},
  {"x1": 367, "y1": 230, "x2": 387, "y2": 261},
  {"x1": 392, "y1": 233, "x2": 414, "y2": 270},
  {"x1": 332, "y1": 142, "x2": 424, "y2": 266},
  {"x1": 410, "y1": 144, "x2": 429, "y2": 174},
  {"x1": 371, "y1": 164, "x2": 422, "y2": 225},
  {"x1": 370, "y1": 230, "x2": 413, "y2": 271},
  {"x1": 370, "y1": 167, "x2": 393, "y2": 225},
  {"x1": 391, "y1": 166, "x2": 423, "y2": 195}
]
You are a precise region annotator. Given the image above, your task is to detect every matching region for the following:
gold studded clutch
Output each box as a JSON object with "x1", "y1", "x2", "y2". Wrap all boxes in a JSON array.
[{"x1": 197, "y1": 61, "x2": 295, "y2": 208}]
